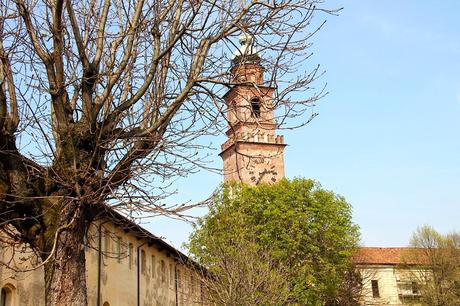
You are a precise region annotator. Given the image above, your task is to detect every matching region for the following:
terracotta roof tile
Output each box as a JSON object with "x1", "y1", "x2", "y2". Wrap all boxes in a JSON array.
[{"x1": 353, "y1": 247, "x2": 424, "y2": 265}]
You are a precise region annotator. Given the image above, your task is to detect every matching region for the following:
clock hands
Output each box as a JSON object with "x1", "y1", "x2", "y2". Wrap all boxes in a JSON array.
[{"x1": 256, "y1": 168, "x2": 278, "y2": 185}]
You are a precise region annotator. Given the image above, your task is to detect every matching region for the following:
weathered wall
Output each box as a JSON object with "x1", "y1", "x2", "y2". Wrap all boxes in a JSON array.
[
  {"x1": 359, "y1": 265, "x2": 422, "y2": 306},
  {"x1": 221, "y1": 142, "x2": 285, "y2": 185},
  {"x1": 0, "y1": 220, "x2": 203, "y2": 306},
  {"x1": 0, "y1": 244, "x2": 45, "y2": 306}
]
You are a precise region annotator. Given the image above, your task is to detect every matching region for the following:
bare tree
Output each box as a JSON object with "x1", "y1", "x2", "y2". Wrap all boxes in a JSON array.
[
  {"x1": 402, "y1": 226, "x2": 460, "y2": 306},
  {"x1": 193, "y1": 238, "x2": 293, "y2": 306},
  {"x1": 0, "y1": 0, "x2": 334, "y2": 305},
  {"x1": 326, "y1": 262, "x2": 365, "y2": 306}
]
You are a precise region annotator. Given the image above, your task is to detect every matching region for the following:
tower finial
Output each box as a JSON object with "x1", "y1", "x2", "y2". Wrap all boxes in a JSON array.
[
  {"x1": 232, "y1": 32, "x2": 261, "y2": 65},
  {"x1": 239, "y1": 33, "x2": 251, "y2": 45}
]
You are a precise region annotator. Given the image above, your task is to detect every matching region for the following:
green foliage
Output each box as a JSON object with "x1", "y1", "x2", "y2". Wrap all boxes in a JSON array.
[{"x1": 187, "y1": 178, "x2": 360, "y2": 305}]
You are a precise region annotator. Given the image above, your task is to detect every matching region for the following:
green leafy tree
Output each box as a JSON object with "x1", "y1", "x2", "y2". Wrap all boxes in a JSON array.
[
  {"x1": 0, "y1": 0, "x2": 337, "y2": 304},
  {"x1": 188, "y1": 178, "x2": 360, "y2": 305}
]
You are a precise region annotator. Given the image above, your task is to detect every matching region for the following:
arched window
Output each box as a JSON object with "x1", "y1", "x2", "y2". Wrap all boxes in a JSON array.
[
  {"x1": 102, "y1": 302, "x2": 110, "y2": 306},
  {"x1": 1, "y1": 286, "x2": 13, "y2": 306},
  {"x1": 250, "y1": 98, "x2": 261, "y2": 118}
]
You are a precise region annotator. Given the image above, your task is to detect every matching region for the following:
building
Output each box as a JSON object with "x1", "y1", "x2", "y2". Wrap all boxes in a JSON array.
[
  {"x1": 354, "y1": 247, "x2": 424, "y2": 306},
  {"x1": 0, "y1": 34, "x2": 428, "y2": 306},
  {"x1": 0, "y1": 207, "x2": 204, "y2": 306},
  {"x1": 1, "y1": 32, "x2": 281, "y2": 306},
  {"x1": 218, "y1": 36, "x2": 430, "y2": 306}
]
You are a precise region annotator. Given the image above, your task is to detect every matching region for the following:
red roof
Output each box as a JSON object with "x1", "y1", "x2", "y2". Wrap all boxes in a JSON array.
[{"x1": 353, "y1": 247, "x2": 424, "y2": 265}]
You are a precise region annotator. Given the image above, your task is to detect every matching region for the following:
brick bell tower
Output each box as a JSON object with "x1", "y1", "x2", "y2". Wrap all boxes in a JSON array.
[{"x1": 220, "y1": 34, "x2": 286, "y2": 185}]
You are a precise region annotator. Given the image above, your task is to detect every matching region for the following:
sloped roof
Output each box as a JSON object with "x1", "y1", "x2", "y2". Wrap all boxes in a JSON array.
[
  {"x1": 94, "y1": 204, "x2": 427, "y2": 271},
  {"x1": 92, "y1": 204, "x2": 205, "y2": 273},
  {"x1": 353, "y1": 247, "x2": 425, "y2": 265}
]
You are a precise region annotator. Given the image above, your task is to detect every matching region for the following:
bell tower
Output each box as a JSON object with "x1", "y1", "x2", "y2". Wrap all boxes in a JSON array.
[{"x1": 220, "y1": 34, "x2": 286, "y2": 185}]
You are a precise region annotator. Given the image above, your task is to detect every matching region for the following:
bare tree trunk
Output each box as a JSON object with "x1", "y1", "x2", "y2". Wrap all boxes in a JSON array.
[
  {"x1": 0, "y1": 1, "x2": 334, "y2": 304},
  {"x1": 44, "y1": 204, "x2": 88, "y2": 306}
]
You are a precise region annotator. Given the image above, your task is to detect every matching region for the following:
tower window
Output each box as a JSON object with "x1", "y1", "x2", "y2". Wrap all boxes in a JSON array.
[
  {"x1": 251, "y1": 98, "x2": 261, "y2": 118},
  {"x1": 1, "y1": 288, "x2": 6, "y2": 306},
  {"x1": 1, "y1": 286, "x2": 13, "y2": 306}
]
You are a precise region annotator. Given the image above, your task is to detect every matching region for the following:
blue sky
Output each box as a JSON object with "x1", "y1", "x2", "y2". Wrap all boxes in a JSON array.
[{"x1": 145, "y1": 0, "x2": 460, "y2": 250}]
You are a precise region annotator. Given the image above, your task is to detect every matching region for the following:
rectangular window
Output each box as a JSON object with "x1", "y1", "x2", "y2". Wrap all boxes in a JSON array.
[
  {"x1": 371, "y1": 280, "x2": 380, "y2": 298},
  {"x1": 170, "y1": 263, "x2": 174, "y2": 287},
  {"x1": 184, "y1": 271, "x2": 188, "y2": 292},
  {"x1": 151, "y1": 255, "x2": 156, "y2": 278},
  {"x1": 141, "y1": 250, "x2": 146, "y2": 274},
  {"x1": 128, "y1": 243, "x2": 133, "y2": 269},
  {"x1": 177, "y1": 269, "x2": 182, "y2": 289},
  {"x1": 83, "y1": 231, "x2": 89, "y2": 251},
  {"x1": 117, "y1": 237, "x2": 122, "y2": 263},
  {"x1": 251, "y1": 98, "x2": 261, "y2": 118},
  {"x1": 161, "y1": 260, "x2": 166, "y2": 283},
  {"x1": 191, "y1": 275, "x2": 195, "y2": 294},
  {"x1": 412, "y1": 281, "x2": 419, "y2": 294},
  {"x1": 104, "y1": 230, "x2": 110, "y2": 255}
]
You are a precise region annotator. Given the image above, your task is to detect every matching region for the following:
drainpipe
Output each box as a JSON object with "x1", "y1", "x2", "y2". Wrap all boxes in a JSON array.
[
  {"x1": 200, "y1": 280, "x2": 204, "y2": 306},
  {"x1": 97, "y1": 221, "x2": 109, "y2": 306},
  {"x1": 137, "y1": 242, "x2": 146, "y2": 306},
  {"x1": 175, "y1": 263, "x2": 179, "y2": 306}
]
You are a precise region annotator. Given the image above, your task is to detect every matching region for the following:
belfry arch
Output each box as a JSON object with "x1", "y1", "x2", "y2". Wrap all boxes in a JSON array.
[{"x1": 1, "y1": 284, "x2": 15, "y2": 306}]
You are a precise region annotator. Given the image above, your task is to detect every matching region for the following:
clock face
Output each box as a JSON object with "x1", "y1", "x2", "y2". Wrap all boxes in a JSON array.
[{"x1": 246, "y1": 157, "x2": 278, "y2": 184}]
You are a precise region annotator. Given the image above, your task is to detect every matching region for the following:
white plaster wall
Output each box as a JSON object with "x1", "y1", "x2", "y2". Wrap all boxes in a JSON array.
[{"x1": 360, "y1": 265, "x2": 401, "y2": 306}]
